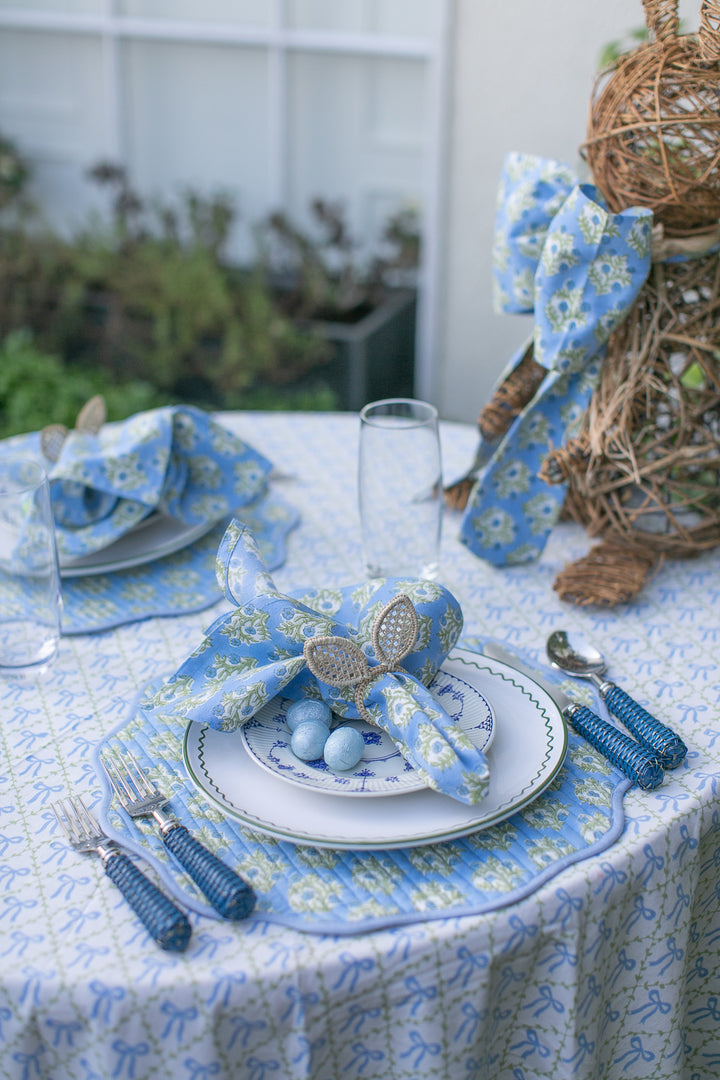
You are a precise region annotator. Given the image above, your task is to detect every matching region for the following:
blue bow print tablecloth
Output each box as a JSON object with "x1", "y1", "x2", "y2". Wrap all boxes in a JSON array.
[
  {"x1": 0, "y1": 412, "x2": 717, "y2": 1080},
  {"x1": 460, "y1": 153, "x2": 653, "y2": 566}
]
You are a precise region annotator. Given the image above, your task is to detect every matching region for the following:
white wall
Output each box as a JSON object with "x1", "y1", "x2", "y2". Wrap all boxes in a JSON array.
[{"x1": 438, "y1": 0, "x2": 698, "y2": 423}]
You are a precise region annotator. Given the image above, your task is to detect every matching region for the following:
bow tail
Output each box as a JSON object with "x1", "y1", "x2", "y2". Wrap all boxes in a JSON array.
[
  {"x1": 364, "y1": 673, "x2": 490, "y2": 805},
  {"x1": 460, "y1": 184, "x2": 652, "y2": 567}
]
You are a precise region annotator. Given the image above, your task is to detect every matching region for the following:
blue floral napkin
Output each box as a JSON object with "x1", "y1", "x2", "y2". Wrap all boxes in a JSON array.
[
  {"x1": 459, "y1": 153, "x2": 653, "y2": 566},
  {"x1": 0, "y1": 406, "x2": 274, "y2": 562},
  {"x1": 146, "y1": 520, "x2": 491, "y2": 805}
]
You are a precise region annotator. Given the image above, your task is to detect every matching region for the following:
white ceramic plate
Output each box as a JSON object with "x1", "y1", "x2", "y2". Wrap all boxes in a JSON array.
[
  {"x1": 183, "y1": 649, "x2": 568, "y2": 850},
  {"x1": 59, "y1": 513, "x2": 216, "y2": 577},
  {"x1": 239, "y1": 668, "x2": 495, "y2": 797}
]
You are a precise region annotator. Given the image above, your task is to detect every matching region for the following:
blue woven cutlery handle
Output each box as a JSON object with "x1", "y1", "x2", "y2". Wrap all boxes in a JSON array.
[
  {"x1": 567, "y1": 704, "x2": 664, "y2": 791},
  {"x1": 603, "y1": 683, "x2": 687, "y2": 769},
  {"x1": 163, "y1": 824, "x2": 256, "y2": 921},
  {"x1": 104, "y1": 850, "x2": 191, "y2": 951}
]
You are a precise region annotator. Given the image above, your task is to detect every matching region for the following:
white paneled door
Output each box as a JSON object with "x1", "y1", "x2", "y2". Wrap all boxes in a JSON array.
[{"x1": 0, "y1": 0, "x2": 452, "y2": 401}]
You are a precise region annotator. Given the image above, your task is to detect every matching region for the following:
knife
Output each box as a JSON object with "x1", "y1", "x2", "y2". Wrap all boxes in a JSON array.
[{"x1": 483, "y1": 642, "x2": 664, "y2": 791}]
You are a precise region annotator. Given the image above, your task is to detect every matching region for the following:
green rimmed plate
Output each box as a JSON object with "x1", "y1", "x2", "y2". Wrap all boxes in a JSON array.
[{"x1": 183, "y1": 648, "x2": 568, "y2": 850}]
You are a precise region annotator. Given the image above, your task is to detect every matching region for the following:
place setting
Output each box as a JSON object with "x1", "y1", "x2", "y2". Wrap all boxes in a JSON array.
[
  {"x1": 0, "y1": 395, "x2": 299, "y2": 643},
  {"x1": 87, "y1": 417, "x2": 644, "y2": 935}
]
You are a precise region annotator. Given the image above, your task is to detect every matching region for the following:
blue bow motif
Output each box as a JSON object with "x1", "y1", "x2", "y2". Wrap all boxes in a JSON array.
[
  {"x1": 147, "y1": 521, "x2": 490, "y2": 804},
  {"x1": 460, "y1": 153, "x2": 653, "y2": 566}
]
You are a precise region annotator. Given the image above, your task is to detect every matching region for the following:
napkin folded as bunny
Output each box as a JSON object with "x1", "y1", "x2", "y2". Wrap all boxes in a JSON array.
[
  {"x1": 146, "y1": 520, "x2": 490, "y2": 805},
  {"x1": 7, "y1": 404, "x2": 274, "y2": 562}
]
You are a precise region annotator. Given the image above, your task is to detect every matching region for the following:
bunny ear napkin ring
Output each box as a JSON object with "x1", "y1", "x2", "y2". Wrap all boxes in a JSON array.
[{"x1": 304, "y1": 595, "x2": 418, "y2": 720}]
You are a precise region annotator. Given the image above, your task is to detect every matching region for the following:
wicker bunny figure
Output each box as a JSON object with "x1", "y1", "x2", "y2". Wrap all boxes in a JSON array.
[
  {"x1": 450, "y1": 1, "x2": 720, "y2": 606},
  {"x1": 546, "y1": 0, "x2": 720, "y2": 605}
]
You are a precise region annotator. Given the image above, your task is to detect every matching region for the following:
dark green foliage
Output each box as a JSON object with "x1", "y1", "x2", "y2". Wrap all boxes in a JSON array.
[
  {"x1": 0, "y1": 329, "x2": 161, "y2": 439},
  {"x1": 0, "y1": 138, "x2": 418, "y2": 437}
]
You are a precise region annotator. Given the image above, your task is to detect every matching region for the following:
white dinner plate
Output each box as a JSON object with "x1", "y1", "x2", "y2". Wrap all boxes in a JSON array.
[
  {"x1": 183, "y1": 649, "x2": 568, "y2": 850},
  {"x1": 239, "y1": 668, "x2": 496, "y2": 797},
  {"x1": 59, "y1": 513, "x2": 217, "y2": 577}
]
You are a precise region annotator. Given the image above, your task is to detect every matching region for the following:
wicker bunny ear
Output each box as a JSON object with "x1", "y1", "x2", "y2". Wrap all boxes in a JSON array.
[
  {"x1": 40, "y1": 424, "x2": 70, "y2": 463},
  {"x1": 303, "y1": 636, "x2": 370, "y2": 688},
  {"x1": 699, "y1": 0, "x2": 720, "y2": 61},
  {"x1": 372, "y1": 594, "x2": 418, "y2": 666},
  {"x1": 642, "y1": 0, "x2": 679, "y2": 40},
  {"x1": 76, "y1": 394, "x2": 106, "y2": 434}
]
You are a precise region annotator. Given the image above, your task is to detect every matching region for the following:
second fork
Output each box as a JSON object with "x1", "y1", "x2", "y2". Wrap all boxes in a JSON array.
[{"x1": 103, "y1": 751, "x2": 256, "y2": 921}]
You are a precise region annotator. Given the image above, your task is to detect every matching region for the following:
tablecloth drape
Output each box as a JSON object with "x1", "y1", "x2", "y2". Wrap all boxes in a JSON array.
[{"x1": 1, "y1": 411, "x2": 718, "y2": 1080}]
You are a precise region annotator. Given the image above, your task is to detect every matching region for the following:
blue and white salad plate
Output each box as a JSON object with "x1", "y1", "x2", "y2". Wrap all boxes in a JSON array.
[{"x1": 239, "y1": 667, "x2": 496, "y2": 797}]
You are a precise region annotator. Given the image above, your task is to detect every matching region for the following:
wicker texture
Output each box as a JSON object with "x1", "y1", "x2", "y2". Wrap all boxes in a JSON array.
[
  {"x1": 547, "y1": 251, "x2": 720, "y2": 559},
  {"x1": 583, "y1": 0, "x2": 720, "y2": 234}
]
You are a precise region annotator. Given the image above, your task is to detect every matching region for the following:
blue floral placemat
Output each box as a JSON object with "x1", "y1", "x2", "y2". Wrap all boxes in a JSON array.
[
  {"x1": 92, "y1": 642, "x2": 631, "y2": 934},
  {"x1": 61, "y1": 490, "x2": 299, "y2": 634}
]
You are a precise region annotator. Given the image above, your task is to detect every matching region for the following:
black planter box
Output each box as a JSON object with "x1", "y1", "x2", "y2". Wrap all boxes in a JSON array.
[{"x1": 310, "y1": 288, "x2": 416, "y2": 410}]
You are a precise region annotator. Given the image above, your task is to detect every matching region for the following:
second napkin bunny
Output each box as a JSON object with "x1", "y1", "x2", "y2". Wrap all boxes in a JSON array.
[
  {"x1": 147, "y1": 520, "x2": 490, "y2": 805},
  {"x1": 32, "y1": 403, "x2": 273, "y2": 561}
]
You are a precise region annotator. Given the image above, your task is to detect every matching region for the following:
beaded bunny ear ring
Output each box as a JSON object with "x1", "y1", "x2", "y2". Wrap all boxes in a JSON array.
[
  {"x1": 40, "y1": 395, "x2": 107, "y2": 463},
  {"x1": 303, "y1": 594, "x2": 419, "y2": 721}
]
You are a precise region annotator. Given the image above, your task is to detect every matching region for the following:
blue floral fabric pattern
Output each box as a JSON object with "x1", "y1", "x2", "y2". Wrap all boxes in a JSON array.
[
  {"x1": 492, "y1": 152, "x2": 576, "y2": 315},
  {"x1": 58, "y1": 491, "x2": 299, "y2": 635},
  {"x1": 461, "y1": 154, "x2": 653, "y2": 566},
  {"x1": 145, "y1": 521, "x2": 490, "y2": 804},
  {"x1": 0, "y1": 406, "x2": 274, "y2": 561}
]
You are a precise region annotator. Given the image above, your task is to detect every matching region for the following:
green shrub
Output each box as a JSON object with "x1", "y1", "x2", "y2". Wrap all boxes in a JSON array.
[{"x1": 0, "y1": 329, "x2": 162, "y2": 439}]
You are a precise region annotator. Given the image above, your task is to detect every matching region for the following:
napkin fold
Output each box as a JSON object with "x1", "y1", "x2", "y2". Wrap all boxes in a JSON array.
[
  {"x1": 17, "y1": 404, "x2": 272, "y2": 562},
  {"x1": 147, "y1": 520, "x2": 490, "y2": 805}
]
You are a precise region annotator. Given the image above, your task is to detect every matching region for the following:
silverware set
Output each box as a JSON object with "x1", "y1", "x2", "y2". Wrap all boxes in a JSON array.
[
  {"x1": 485, "y1": 631, "x2": 687, "y2": 792},
  {"x1": 54, "y1": 753, "x2": 256, "y2": 951}
]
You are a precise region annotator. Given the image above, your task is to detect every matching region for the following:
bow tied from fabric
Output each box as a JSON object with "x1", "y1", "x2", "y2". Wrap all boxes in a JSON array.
[
  {"x1": 147, "y1": 521, "x2": 490, "y2": 804},
  {"x1": 460, "y1": 154, "x2": 653, "y2": 567}
]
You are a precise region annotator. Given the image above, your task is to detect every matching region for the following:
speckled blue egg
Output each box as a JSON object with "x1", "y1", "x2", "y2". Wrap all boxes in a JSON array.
[
  {"x1": 290, "y1": 719, "x2": 330, "y2": 761},
  {"x1": 323, "y1": 726, "x2": 365, "y2": 772},
  {"x1": 286, "y1": 698, "x2": 332, "y2": 732}
]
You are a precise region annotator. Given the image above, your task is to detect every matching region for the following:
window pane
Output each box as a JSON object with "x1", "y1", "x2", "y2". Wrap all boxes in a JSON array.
[
  {"x1": 123, "y1": 40, "x2": 270, "y2": 261},
  {"x1": 0, "y1": 0, "x2": 102, "y2": 11},
  {"x1": 287, "y1": 53, "x2": 426, "y2": 252},
  {"x1": 118, "y1": 0, "x2": 269, "y2": 23},
  {"x1": 0, "y1": 30, "x2": 108, "y2": 231},
  {"x1": 287, "y1": 0, "x2": 441, "y2": 38}
]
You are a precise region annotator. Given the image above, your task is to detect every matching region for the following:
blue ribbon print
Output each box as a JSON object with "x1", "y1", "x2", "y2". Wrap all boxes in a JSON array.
[{"x1": 460, "y1": 153, "x2": 653, "y2": 566}]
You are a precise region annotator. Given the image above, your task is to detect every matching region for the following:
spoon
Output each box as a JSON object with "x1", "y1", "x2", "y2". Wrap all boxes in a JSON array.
[{"x1": 546, "y1": 630, "x2": 687, "y2": 769}]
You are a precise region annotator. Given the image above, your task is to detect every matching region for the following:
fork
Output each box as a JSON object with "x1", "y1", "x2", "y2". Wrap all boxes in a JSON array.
[
  {"x1": 52, "y1": 796, "x2": 191, "y2": 952},
  {"x1": 103, "y1": 751, "x2": 256, "y2": 921}
]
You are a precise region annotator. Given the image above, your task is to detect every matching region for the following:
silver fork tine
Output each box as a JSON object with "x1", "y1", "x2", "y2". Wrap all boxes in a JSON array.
[
  {"x1": 104, "y1": 756, "x2": 140, "y2": 803},
  {"x1": 51, "y1": 793, "x2": 191, "y2": 951},
  {"x1": 125, "y1": 750, "x2": 157, "y2": 796},
  {"x1": 103, "y1": 750, "x2": 256, "y2": 921}
]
